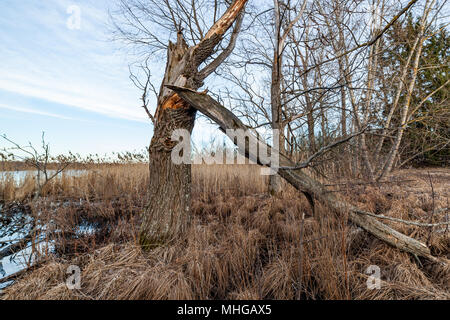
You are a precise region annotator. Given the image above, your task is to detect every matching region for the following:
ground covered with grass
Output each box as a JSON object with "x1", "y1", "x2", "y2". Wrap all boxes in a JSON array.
[{"x1": 0, "y1": 165, "x2": 448, "y2": 299}]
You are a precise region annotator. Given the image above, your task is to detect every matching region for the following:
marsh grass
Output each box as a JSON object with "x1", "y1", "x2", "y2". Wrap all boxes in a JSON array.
[{"x1": 0, "y1": 164, "x2": 449, "y2": 300}]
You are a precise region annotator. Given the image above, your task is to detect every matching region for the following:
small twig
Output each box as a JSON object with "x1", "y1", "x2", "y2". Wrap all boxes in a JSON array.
[
  {"x1": 129, "y1": 58, "x2": 157, "y2": 125},
  {"x1": 279, "y1": 128, "x2": 368, "y2": 170}
]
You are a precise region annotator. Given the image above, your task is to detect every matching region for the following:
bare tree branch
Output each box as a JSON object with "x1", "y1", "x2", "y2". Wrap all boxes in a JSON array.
[
  {"x1": 167, "y1": 85, "x2": 445, "y2": 263},
  {"x1": 279, "y1": 127, "x2": 368, "y2": 170}
]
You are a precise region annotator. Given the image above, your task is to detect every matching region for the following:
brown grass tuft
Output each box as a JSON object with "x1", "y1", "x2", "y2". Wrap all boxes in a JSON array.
[{"x1": 1, "y1": 165, "x2": 449, "y2": 300}]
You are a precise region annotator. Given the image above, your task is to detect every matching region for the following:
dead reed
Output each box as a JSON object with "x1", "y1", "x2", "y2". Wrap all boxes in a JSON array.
[{"x1": 0, "y1": 164, "x2": 449, "y2": 300}]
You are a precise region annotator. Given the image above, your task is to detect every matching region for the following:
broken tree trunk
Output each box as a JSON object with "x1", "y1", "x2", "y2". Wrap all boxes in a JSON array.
[
  {"x1": 167, "y1": 85, "x2": 441, "y2": 262},
  {"x1": 140, "y1": 0, "x2": 248, "y2": 247},
  {"x1": 141, "y1": 33, "x2": 196, "y2": 247}
]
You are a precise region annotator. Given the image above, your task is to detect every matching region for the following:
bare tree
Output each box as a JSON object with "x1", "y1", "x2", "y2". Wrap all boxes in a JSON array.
[
  {"x1": 112, "y1": 0, "x2": 446, "y2": 249},
  {"x1": 268, "y1": 0, "x2": 308, "y2": 194},
  {"x1": 377, "y1": 0, "x2": 441, "y2": 179},
  {"x1": 310, "y1": 0, "x2": 447, "y2": 179},
  {"x1": 0, "y1": 133, "x2": 76, "y2": 200},
  {"x1": 112, "y1": 0, "x2": 248, "y2": 246}
]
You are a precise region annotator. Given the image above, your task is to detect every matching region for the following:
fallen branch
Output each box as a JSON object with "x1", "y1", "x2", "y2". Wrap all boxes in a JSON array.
[
  {"x1": 168, "y1": 85, "x2": 445, "y2": 263},
  {"x1": 357, "y1": 211, "x2": 450, "y2": 227},
  {"x1": 324, "y1": 179, "x2": 415, "y2": 187}
]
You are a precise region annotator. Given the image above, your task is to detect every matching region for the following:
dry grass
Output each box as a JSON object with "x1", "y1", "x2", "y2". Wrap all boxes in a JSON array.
[{"x1": 0, "y1": 164, "x2": 449, "y2": 300}]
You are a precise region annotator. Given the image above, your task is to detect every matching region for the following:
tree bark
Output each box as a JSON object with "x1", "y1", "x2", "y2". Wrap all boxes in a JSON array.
[
  {"x1": 378, "y1": 0, "x2": 433, "y2": 180},
  {"x1": 140, "y1": 34, "x2": 196, "y2": 247},
  {"x1": 269, "y1": 31, "x2": 284, "y2": 195},
  {"x1": 140, "y1": 0, "x2": 248, "y2": 247},
  {"x1": 268, "y1": 0, "x2": 284, "y2": 195},
  {"x1": 268, "y1": 0, "x2": 307, "y2": 195}
]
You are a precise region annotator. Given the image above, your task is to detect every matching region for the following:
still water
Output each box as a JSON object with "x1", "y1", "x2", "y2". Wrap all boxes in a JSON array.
[{"x1": 0, "y1": 170, "x2": 87, "y2": 290}]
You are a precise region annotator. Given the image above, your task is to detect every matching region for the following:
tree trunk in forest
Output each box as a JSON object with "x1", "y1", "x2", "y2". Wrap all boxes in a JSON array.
[
  {"x1": 378, "y1": 0, "x2": 432, "y2": 180},
  {"x1": 299, "y1": 54, "x2": 315, "y2": 153},
  {"x1": 268, "y1": 0, "x2": 284, "y2": 195},
  {"x1": 339, "y1": 80, "x2": 347, "y2": 137},
  {"x1": 306, "y1": 109, "x2": 315, "y2": 152},
  {"x1": 268, "y1": 0, "x2": 307, "y2": 195},
  {"x1": 269, "y1": 45, "x2": 284, "y2": 195},
  {"x1": 139, "y1": 0, "x2": 248, "y2": 247}
]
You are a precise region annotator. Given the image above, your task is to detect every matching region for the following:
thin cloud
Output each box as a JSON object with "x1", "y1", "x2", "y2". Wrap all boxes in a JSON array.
[
  {"x1": 0, "y1": 0, "x2": 153, "y2": 124},
  {"x1": 0, "y1": 103, "x2": 75, "y2": 120}
]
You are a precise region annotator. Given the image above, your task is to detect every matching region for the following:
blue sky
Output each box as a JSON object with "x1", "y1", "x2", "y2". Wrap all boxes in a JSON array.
[{"x1": 0, "y1": 0, "x2": 220, "y2": 157}]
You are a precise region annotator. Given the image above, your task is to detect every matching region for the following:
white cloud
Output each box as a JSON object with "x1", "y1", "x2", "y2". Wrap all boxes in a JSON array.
[
  {"x1": 0, "y1": 103, "x2": 74, "y2": 120},
  {"x1": 0, "y1": 0, "x2": 157, "y2": 123}
]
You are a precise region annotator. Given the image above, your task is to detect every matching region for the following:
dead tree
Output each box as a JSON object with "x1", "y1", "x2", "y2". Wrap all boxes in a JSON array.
[
  {"x1": 0, "y1": 133, "x2": 75, "y2": 200},
  {"x1": 113, "y1": 0, "x2": 248, "y2": 246},
  {"x1": 112, "y1": 0, "x2": 440, "y2": 247},
  {"x1": 268, "y1": 0, "x2": 308, "y2": 194}
]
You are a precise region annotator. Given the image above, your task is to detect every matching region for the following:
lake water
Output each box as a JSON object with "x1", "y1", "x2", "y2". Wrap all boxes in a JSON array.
[
  {"x1": 0, "y1": 169, "x2": 86, "y2": 184},
  {"x1": 0, "y1": 169, "x2": 87, "y2": 291}
]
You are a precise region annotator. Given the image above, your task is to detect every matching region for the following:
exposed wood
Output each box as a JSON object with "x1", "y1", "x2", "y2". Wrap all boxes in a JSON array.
[
  {"x1": 191, "y1": 0, "x2": 249, "y2": 72},
  {"x1": 197, "y1": 12, "x2": 244, "y2": 80},
  {"x1": 167, "y1": 85, "x2": 446, "y2": 263},
  {"x1": 140, "y1": 0, "x2": 248, "y2": 247}
]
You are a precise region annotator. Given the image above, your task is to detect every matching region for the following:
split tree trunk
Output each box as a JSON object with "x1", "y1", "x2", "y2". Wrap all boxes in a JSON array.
[
  {"x1": 140, "y1": 35, "x2": 197, "y2": 247},
  {"x1": 139, "y1": 0, "x2": 248, "y2": 247}
]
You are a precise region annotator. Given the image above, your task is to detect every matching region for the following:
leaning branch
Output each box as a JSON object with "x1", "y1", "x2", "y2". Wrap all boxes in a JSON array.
[
  {"x1": 167, "y1": 85, "x2": 446, "y2": 264},
  {"x1": 192, "y1": 0, "x2": 248, "y2": 67}
]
